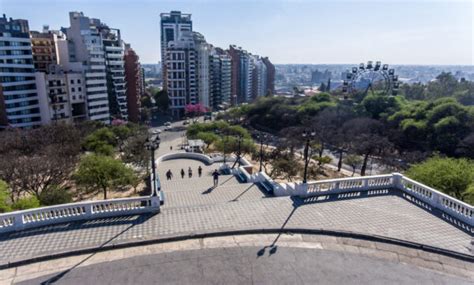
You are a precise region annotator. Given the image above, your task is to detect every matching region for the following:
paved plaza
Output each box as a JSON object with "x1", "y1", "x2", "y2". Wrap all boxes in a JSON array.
[
  {"x1": 0, "y1": 157, "x2": 472, "y2": 271},
  {"x1": 14, "y1": 246, "x2": 474, "y2": 285}
]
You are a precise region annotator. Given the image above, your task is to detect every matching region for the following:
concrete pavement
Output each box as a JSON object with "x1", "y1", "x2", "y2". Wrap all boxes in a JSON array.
[{"x1": 5, "y1": 234, "x2": 473, "y2": 284}]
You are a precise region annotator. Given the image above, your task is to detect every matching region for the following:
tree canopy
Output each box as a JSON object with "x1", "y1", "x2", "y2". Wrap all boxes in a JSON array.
[{"x1": 74, "y1": 154, "x2": 137, "y2": 200}]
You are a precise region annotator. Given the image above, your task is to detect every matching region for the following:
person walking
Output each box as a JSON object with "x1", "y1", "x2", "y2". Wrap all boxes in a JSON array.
[
  {"x1": 198, "y1": 166, "x2": 203, "y2": 177},
  {"x1": 181, "y1": 168, "x2": 185, "y2": 179},
  {"x1": 166, "y1": 169, "x2": 173, "y2": 180},
  {"x1": 212, "y1": 169, "x2": 220, "y2": 188},
  {"x1": 188, "y1": 167, "x2": 193, "y2": 178},
  {"x1": 170, "y1": 146, "x2": 173, "y2": 151}
]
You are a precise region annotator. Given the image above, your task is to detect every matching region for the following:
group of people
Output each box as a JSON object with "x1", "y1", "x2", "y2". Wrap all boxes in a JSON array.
[
  {"x1": 165, "y1": 167, "x2": 220, "y2": 187},
  {"x1": 165, "y1": 166, "x2": 202, "y2": 180}
]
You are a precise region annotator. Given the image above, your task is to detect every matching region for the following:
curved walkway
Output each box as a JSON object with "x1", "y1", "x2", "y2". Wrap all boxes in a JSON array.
[
  {"x1": 3, "y1": 234, "x2": 473, "y2": 284},
  {"x1": 0, "y1": 159, "x2": 472, "y2": 271}
]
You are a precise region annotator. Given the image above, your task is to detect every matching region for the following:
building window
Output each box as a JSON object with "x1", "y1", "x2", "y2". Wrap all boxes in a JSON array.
[
  {"x1": 71, "y1": 87, "x2": 75, "y2": 92},
  {"x1": 78, "y1": 87, "x2": 82, "y2": 92}
]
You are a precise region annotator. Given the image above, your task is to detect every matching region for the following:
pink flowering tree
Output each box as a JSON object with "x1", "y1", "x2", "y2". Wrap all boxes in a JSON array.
[
  {"x1": 185, "y1": 103, "x2": 208, "y2": 122},
  {"x1": 111, "y1": 119, "x2": 126, "y2": 126}
]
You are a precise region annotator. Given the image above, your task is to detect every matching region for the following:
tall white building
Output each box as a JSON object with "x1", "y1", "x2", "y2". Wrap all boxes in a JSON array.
[
  {"x1": 64, "y1": 12, "x2": 110, "y2": 124},
  {"x1": 0, "y1": 15, "x2": 42, "y2": 128},
  {"x1": 193, "y1": 32, "x2": 210, "y2": 108},
  {"x1": 165, "y1": 31, "x2": 197, "y2": 118},
  {"x1": 35, "y1": 70, "x2": 87, "y2": 124},
  {"x1": 209, "y1": 48, "x2": 232, "y2": 110},
  {"x1": 96, "y1": 22, "x2": 127, "y2": 120},
  {"x1": 160, "y1": 11, "x2": 192, "y2": 92}
]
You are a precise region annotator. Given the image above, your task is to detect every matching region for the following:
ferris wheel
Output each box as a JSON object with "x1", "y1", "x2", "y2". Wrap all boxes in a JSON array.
[{"x1": 342, "y1": 61, "x2": 399, "y2": 98}]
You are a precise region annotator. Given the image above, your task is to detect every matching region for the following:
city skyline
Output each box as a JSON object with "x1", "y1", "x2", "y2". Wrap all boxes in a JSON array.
[{"x1": 2, "y1": 0, "x2": 472, "y2": 66}]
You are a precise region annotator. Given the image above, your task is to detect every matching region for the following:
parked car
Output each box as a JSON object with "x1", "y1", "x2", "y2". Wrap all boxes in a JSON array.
[
  {"x1": 164, "y1": 122, "x2": 171, "y2": 126},
  {"x1": 183, "y1": 120, "x2": 190, "y2": 125},
  {"x1": 164, "y1": 126, "x2": 172, "y2": 131},
  {"x1": 152, "y1": 129, "x2": 162, "y2": 134}
]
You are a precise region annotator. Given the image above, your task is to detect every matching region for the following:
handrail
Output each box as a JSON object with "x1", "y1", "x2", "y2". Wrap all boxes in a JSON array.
[
  {"x1": 0, "y1": 196, "x2": 160, "y2": 234},
  {"x1": 301, "y1": 173, "x2": 473, "y2": 228}
]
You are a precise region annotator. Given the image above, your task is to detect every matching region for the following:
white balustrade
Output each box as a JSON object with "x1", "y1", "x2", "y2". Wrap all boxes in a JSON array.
[
  {"x1": 300, "y1": 173, "x2": 473, "y2": 228},
  {"x1": 0, "y1": 196, "x2": 159, "y2": 234}
]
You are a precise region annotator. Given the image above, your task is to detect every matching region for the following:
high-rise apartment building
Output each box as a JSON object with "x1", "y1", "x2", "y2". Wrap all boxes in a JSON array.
[
  {"x1": 64, "y1": 12, "x2": 111, "y2": 124},
  {"x1": 165, "y1": 31, "x2": 197, "y2": 117},
  {"x1": 160, "y1": 11, "x2": 192, "y2": 91},
  {"x1": 98, "y1": 23, "x2": 128, "y2": 120},
  {"x1": 228, "y1": 45, "x2": 242, "y2": 105},
  {"x1": 35, "y1": 71, "x2": 87, "y2": 124},
  {"x1": 0, "y1": 15, "x2": 42, "y2": 128},
  {"x1": 193, "y1": 32, "x2": 210, "y2": 108},
  {"x1": 160, "y1": 11, "x2": 275, "y2": 112},
  {"x1": 30, "y1": 26, "x2": 63, "y2": 73},
  {"x1": 209, "y1": 48, "x2": 232, "y2": 109},
  {"x1": 262, "y1": 57, "x2": 275, "y2": 95},
  {"x1": 124, "y1": 44, "x2": 142, "y2": 123},
  {"x1": 251, "y1": 56, "x2": 267, "y2": 99}
]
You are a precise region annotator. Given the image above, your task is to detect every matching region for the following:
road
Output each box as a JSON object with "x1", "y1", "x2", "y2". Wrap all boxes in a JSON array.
[
  {"x1": 149, "y1": 117, "x2": 386, "y2": 177},
  {"x1": 18, "y1": 246, "x2": 473, "y2": 285}
]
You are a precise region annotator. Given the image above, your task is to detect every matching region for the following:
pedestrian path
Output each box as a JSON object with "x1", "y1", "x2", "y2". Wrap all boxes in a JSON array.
[{"x1": 0, "y1": 157, "x2": 472, "y2": 266}]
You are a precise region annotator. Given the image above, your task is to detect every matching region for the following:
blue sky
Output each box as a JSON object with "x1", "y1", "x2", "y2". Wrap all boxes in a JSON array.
[{"x1": 1, "y1": 0, "x2": 473, "y2": 65}]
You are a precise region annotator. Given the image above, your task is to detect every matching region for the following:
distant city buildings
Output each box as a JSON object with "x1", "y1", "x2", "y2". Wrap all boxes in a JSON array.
[
  {"x1": 124, "y1": 44, "x2": 144, "y2": 123},
  {"x1": 0, "y1": 12, "x2": 145, "y2": 129},
  {"x1": 0, "y1": 15, "x2": 42, "y2": 128},
  {"x1": 160, "y1": 11, "x2": 275, "y2": 118}
]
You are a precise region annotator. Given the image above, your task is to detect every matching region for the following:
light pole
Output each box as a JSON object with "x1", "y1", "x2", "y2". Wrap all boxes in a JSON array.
[
  {"x1": 302, "y1": 130, "x2": 316, "y2": 183},
  {"x1": 257, "y1": 132, "x2": 267, "y2": 172},
  {"x1": 231, "y1": 134, "x2": 243, "y2": 169},
  {"x1": 145, "y1": 135, "x2": 160, "y2": 197},
  {"x1": 215, "y1": 129, "x2": 227, "y2": 165}
]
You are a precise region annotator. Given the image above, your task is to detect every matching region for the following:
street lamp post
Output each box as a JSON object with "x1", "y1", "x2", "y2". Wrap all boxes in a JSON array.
[
  {"x1": 257, "y1": 132, "x2": 267, "y2": 172},
  {"x1": 232, "y1": 134, "x2": 243, "y2": 169},
  {"x1": 145, "y1": 135, "x2": 161, "y2": 197},
  {"x1": 215, "y1": 129, "x2": 227, "y2": 165},
  {"x1": 302, "y1": 130, "x2": 316, "y2": 183}
]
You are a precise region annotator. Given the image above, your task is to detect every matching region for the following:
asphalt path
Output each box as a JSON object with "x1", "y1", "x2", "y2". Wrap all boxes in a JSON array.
[{"x1": 19, "y1": 246, "x2": 472, "y2": 285}]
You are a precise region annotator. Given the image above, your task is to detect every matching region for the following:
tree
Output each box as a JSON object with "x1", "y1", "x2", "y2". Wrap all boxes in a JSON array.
[
  {"x1": 405, "y1": 156, "x2": 474, "y2": 203},
  {"x1": 0, "y1": 180, "x2": 11, "y2": 213},
  {"x1": 185, "y1": 103, "x2": 208, "y2": 122},
  {"x1": 140, "y1": 95, "x2": 153, "y2": 109},
  {"x1": 343, "y1": 118, "x2": 393, "y2": 176},
  {"x1": 271, "y1": 156, "x2": 299, "y2": 182},
  {"x1": 82, "y1": 127, "x2": 117, "y2": 155},
  {"x1": 122, "y1": 132, "x2": 150, "y2": 169},
  {"x1": 344, "y1": 155, "x2": 363, "y2": 176},
  {"x1": 75, "y1": 154, "x2": 137, "y2": 200},
  {"x1": 154, "y1": 89, "x2": 170, "y2": 112},
  {"x1": 456, "y1": 133, "x2": 474, "y2": 159},
  {"x1": 39, "y1": 185, "x2": 73, "y2": 206},
  {"x1": 0, "y1": 125, "x2": 81, "y2": 202},
  {"x1": 12, "y1": 196, "x2": 40, "y2": 211}
]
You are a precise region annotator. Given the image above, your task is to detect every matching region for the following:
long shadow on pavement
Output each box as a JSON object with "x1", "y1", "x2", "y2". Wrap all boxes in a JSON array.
[
  {"x1": 257, "y1": 196, "x2": 304, "y2": 257},
  {"x1": 37, "y1": 213, "x2": 155, "y2": 284},
  {"x1": 229, "y1": 184, "x2": 255, "y2": 202},
  {"x1": 0, "y1": 215, "x2": 151, "y2": 241}
]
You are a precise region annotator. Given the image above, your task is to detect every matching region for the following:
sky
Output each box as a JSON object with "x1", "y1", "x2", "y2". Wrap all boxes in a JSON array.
[{"x1": 1, "y1": 0, "x2": 473, "y2": 65}]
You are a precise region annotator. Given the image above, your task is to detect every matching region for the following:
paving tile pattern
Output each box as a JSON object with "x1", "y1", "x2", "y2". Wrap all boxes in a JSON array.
[{"x1": 0, "y1": 158, "x2": 472, "y2": 265}]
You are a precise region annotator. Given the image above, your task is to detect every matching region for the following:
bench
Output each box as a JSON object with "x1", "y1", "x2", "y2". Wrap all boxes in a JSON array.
[{"x1": 259, "y1": 180, "x2": 274, "y2": 195}]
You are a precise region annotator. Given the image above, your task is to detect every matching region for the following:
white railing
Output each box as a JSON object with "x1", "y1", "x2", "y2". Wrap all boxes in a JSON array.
[
  {"x1": 0, "y1": 196, "x2": 160, "y2": 234},
  {"x1": 305, "y1": 174, "x2": 394, "y2": 196},
  {"x1": 399, "y1": 176, "x2": 473, "y2": 227},
  {"x1": 299, "y1": 173, "x2": 473, "y2": 229}
]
